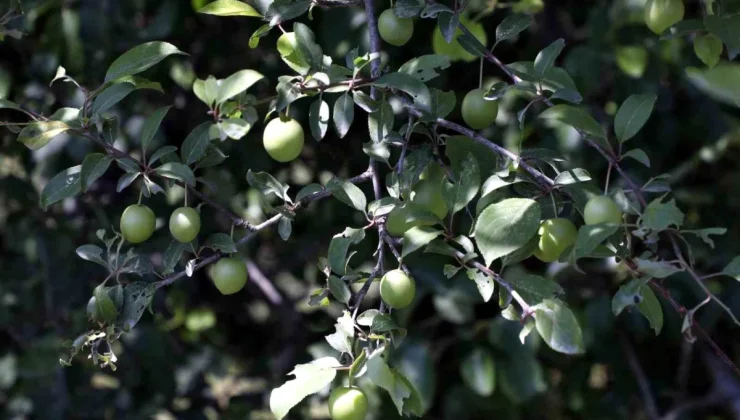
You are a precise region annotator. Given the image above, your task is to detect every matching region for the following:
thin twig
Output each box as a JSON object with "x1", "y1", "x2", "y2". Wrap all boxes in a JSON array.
[
  {"x1": 620, "y1": 332, "x2": 660, "y2": 420},
  {"x1": 245, "y1": 260, "x2": 284, "y2": 305}
]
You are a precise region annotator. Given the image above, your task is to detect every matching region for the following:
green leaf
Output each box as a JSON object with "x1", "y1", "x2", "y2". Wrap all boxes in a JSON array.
[
  {"x1": 550, "y1": 87, "x2": 583, "y2": 103},
  {"x1": 443, "y1": 153, "x2": 480, "y2": 214},
  {"x1": 660, "y1": 19, "x2": 705, "y2": 39},
  {"x1": 80, "y1": 153, "x2": 113, "y2": 192},
  {"x1": 333, "y1": 93, "x2": 354, "y2": 138},
  {"x1": 105, "y1": 41, "x2": 185, "y2": 82},
  {"x1": 506, "y1": 272, "x2": 564, "y2": 305},
  {"x1": 427, "y1": 88, "x2": 456, "y2": 120},
  {"x1": 474, "y1": 198, "x2": 541, "y2": 266},
  {"x1": 117, "y1": 281, "x2": 157, "y2": 331},
  {"x1": 353, "y1": 91, "x2": 379, "y2": 113},
  {"x1": 295, "y1": 184, "x2": 324, "y2": 202},
  {"x1": 163, "y1": 240, "x2": 188, "y2": 274},
  {"x1": 506, "y1": 61, "x2": 576, "y2": 92},
  {"x1": 394, "y1": 0, "x2": 424, "y2": 18},
  {"x1": 0, "y1": 98, "x2": 26, "y2": 114},
  {"x1": 374, "y1": 72, "x2": 432, "y2": 111},
  {"x1": 76, "y1": 244, "x2": 108, "y2": 268},
  {"x1": 366, "y1": 347, "x2": 414, "y2": 415},
  {"x1": 328, "y1": 227, "x2": 366, "y2": 275},
  {"x1": 534, "y1": 38, "x2": 565, "y2": 78},
  {"x1": 218, "y1": 118, "x2": 252, "y2": 140},
  {"x1": 612, "y1": 277, "x2": 651, "y2": 316},
  {"x1": 571, "y1": 223, "x2": 619, "y2": 261},
  {"x1": 682, "y1": 227, "x2": 726, "y2": 249},
  {"x1": 438, "y1": 11, "x2": 458, "y2": 43},
  {"x1": 116, "y1": 172, "x2": 140, "y2": 192},
  {"x1": 217, "y1": 69, "x2": 264, "y2": 105},
  {"x1": 363, "y1": 140, "x2": 390, "y2": 164},
  {"x1": 180, "y1": 122, "x2": 212, "y2": 165},
  {"x1": 249, "y1": 24, "x2": 272, "y2": 48},
  {"x1": 18, "y1": 121, "x2": 70, "y2": 150},
  {"x1": 460, "y1": 347, "x2": 496, "y2": 396},
  {"x1": 357, "y1": 309, "x2": 381, "y2": 326},
  {"x1": 368, "y1": 101, "x2": 394, "y2": 143},
  {"x1": 269, "y1": 357, "x2": 339, "y2": 420},
  {"x1": 278, "y1": 217, "x2": 292, "y2": 241},
  {"x1": 539, "y1": 104, "x2": 606, "y2": 140},
  {"x1": 198, "y1": 0, "x2": 262, "y2": 17},
  {"x1": 402, "y1": 226, "x2": 443, "y2": 258},
  {"x1": 635, "y1": 258, "x2": 682, "y2": 278},
  {"x1": 398, "y1": 54, "x2": 451, "y2": 82},
  {"x1": 149, "y1": 145, "x2": 177, "y2": 166},
  {"x1": 294, "y1": 22, "x2": 323, "y2": 73},
  {"x1": 327, "y1": 177, "x2": 366, "y2": 212},
  {"x1": 205, "y1": 233, "x2": 237, "y2": 253},
  {"x1": 614, "y1": 94, "x2": 657, "y2": 143},
  {"x1": 704, "y1": 14, "x2": 740, "y2": 59},
  {"x1": 553, "y1": 168, "x2": 591, "y2": 185},
  {"x1": 722, "y1": 256, "x2": 740, "y2": 280},
  {"x1": 94, "y1": 283, "x2": 119, "y2": 324},
  {"x1": 456, "y1": 28, "x2": 489, "y2": 60},
  {"x1": 445, "y1": 135, "x2": 499, "y2": 177},
  {"x1": 155, "y1": 162, "x2": 196, "y2": 186},
  {"x1": 308, "y1": 99, "x2": 330, "y2": 141},
  {"x1": 324, "y1": 311, "x2": 353, "y2": 353},
  {"x1": 371, "y1": 313, "x2": 403, "y2": 333},
  {"x1": 92, "y1": 82, "x2": 135, "y2": 115},
  {"x1": 264, "y1": 0, "x2": 311, "y2": 26},
  {"x1": 328, "y1": 276, "x2": 351, "y2": 304},
  {"x1": 41, "y1": 165, "x2": 82, "y2": 209},
  {"x1": 118, "y1": 157, "x2": 142, "y2": 173},
  {"x1": 466, "y1": 269, "x2": 494, "y2": 302},
  {"x1": 637, "y1": 285, "x2": 663, "y2": 335},
  {"x1": 140, "y1": 106, "x2": 171, "y2": 153},
  {"x1": 641, "y1": 197, "x2": 684, "y2": 231},
  {"x1": 622, "y1": 148, "x2": 651, "y2": 167},
  {"x1": 495, "y1": 13, "x2": 532, "y2": 44},
  {"x1": 532, "y1": 299, "x2": 585, "y2": 355},
  {"x1": 685, "y1": 63, "x2": 740, "y2": 107}
]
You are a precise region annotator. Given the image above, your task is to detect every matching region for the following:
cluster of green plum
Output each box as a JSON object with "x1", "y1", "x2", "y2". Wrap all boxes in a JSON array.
[
  {"x1": 324, "y1": 269, "x2": 415, "y2": 420},
  {"x1": 116, "y1": 204, "x2": 248, "y2": 295}
]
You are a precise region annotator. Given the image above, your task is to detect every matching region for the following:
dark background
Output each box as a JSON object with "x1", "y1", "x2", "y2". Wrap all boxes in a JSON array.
[{"x1": 1, "y1": 0, "x2": 740, "y2": 418}]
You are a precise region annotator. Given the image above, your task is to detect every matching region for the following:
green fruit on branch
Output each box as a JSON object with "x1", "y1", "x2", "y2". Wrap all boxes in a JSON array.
[
  {"x1": 169, "y1": 207, "x2": 201, "y2": 243},
  {"x1": 644, "y1": 0, "x2": 684, "y2": 35},
  {"x1": 533, "y1": 218, "x2": 578, "y2": 262},
  {"x1": 120, "y1": 204, "x2": 156, "y2": 244},
  {"x1": 432, "y1": 14, "x2": 487, "y2": 62},
  {"x1": 328, "y1": 386, "x2": 368, "y2": 420},
  {"x1": 211, "y1": 257, "x2": 248, "y2": 295},
  {"x1": 263, "y1": 117, "x2": 305, "y2": 162},
  {"x1": 583, "y1": 196, "x2": 623, "y2": 225},
  {"x1": 412, "y1": 179, "x2": 448, "y2": 219},
  {"x1": 378, "y1": 9, "x2": 413, "y2": 47},
  {"x1": 461, "y1": 88, "x2": 499, "y2": 130},
  {"x1": 380, "y1": 269, "x2": 416, "y2": 309}
]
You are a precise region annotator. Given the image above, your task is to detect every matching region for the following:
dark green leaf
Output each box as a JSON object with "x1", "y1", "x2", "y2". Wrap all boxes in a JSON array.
[
  {"x1": 247, "y1": 169, "x2": 291, "y2": 201},
  {"x1": 685, "y1": 63, "x2": 740, "y2": 108},
  {"x1": 534, "y1": 38, "x2": 565, "y2": 78},
  {"x1": 163, "y1": 240, "x2": 188, "y2": 274},
  {"x1": 553, "y1": 168, "x2": 591, "y2": 185},
  {"x1": 327, "y1": 177, "x2": 366, "y2": 212},
  {"x1": 116, "y1": 172, "x2": 140, "y2": 192},
  {"x1": 614, "y1": 94, "x2": 657, "y2": 143},
  {"x1": 550, "y1": 87, "x2": 583, "y2": 103},
  {"x1": 722, "y1": 256, "x2": 740, "y2": 280},
  {"x1": 368, "y1": 101, "x2": 394, "y2": 143},
  {"x1": 635, "y1": 258, "x2": 682, "y2": 278},
  {"x1": 249, "y1": 24, "x2": 272, "y2": 48},
  {"x1": 394, "y1": 0, "x2": 424, "y2": 18},
  {"x1": 295, "y1": 184, "x2": 324, "y2": 202},
  {"x1": 117, "y1": 281, "x2": 158, "y2": 331},
  {"x1": 94, "y1": 283, "x2": 119, "y2": 324},
  {"x1": 278, "y1": 217, "x2": 292, "y2": 241},
  {"x1": 155, "y1": 162, "x2": 196, "y2": 186},
  {"x1": 622, "y1": 148, "x2": 651, "y2": 167},
  {"x1": 80, "y1": 153, "x2": 113, "y2": 192},
  {"x1": 105, "y1": 41, "x2": 185, "y2": 82},
  {"x1": 333, "y1": 93, "x2": 354, "y2": 138},
  {"x1": 328, "y1": 276, "x2": 350, "y2": 304},
  {"x1": 91, "y1": 82, "x2": 132, "y2": 116},
  {"x1": 539, "y1": 104, "x2": 606, "y2": 140},
  {"x1": 205, "y1": 233, "x2": 237, "y2": 253},
  {"x1": 398, "y1": 54, "x2": 451, "y2": 82},
  {"x1": 328, "y1": 227, "x2": 365, "y2": 275},
  {"x1": 374, "y1": 72, "x2": 432, "y2": 111},
  {"x1": 704, "y1": 14, "x2": 740, "y2": 59},
  {"x1": 637, "y1": 285, "x2": 663, "y2": 335},
  {"x1": 612, "y1": 277, "x2": 651, "y2": 316},
  {"x1": 571, "y1": 223, "x2": 619, "y2": 261},
  {"x1": 180, "y1": 122, "x2": 212, "y2": 165},
  {"x1": 76, "y1": 244, "x2": 108, "y2": 268},
  {"x1": 264, "y1": 0, "x2": 311, "y2": 25},
  {"x1": 41, "y1": 165, "x2": 81, "y2": 209},
  {"x1": 443, "y1": 153, "x2": 480, "y2": 214},
  {"x1": 495, "y1": 13, "x2": 532, "y2": 44},
  {"x1": 352, "y1": 91, "x2": 379, "y2": 113},
  {"x1": 149, "y1": 145, "x2": 177, "y2": 166},
  {"x1": 641, "y1": 197, "x2": 684, "y2": 231}
]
